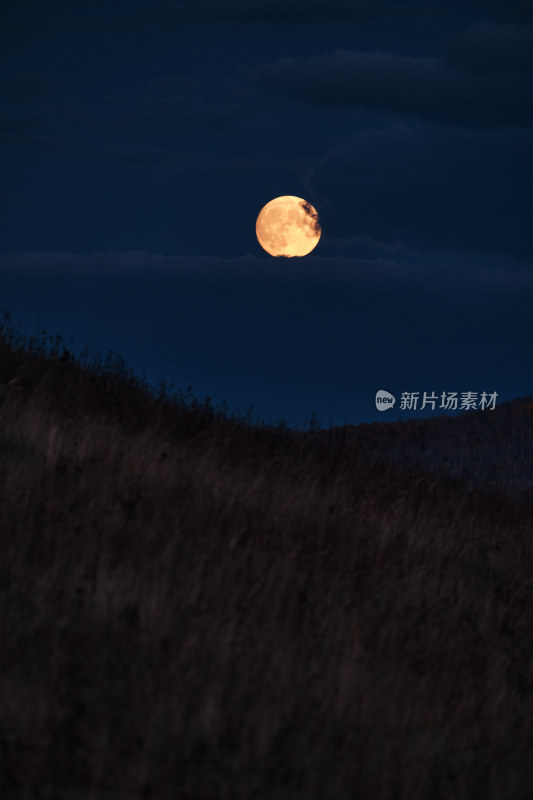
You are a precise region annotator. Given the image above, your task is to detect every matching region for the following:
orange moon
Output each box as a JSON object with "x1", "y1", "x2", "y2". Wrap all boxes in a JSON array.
[{"x1": 256, "y1": 195, "x2": 321, "y2": 257}]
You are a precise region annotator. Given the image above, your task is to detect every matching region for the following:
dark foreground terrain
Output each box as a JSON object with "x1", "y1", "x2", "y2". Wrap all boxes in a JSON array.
[{"x1": 1, "y1": 317, "x2": 532, "y2": 799}]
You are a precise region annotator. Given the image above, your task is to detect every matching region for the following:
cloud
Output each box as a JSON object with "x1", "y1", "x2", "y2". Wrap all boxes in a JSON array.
[
  {"x1": 1, "y1": 248, "x2": 531, "y2": 406},
  {"x1": 126, "y1": 0, "x2": 437, "y2": 26},
  {"x1": 1, "y1": 0, "x2": 528, "y2": 38},
  {"x1": 2, "y1": 248, "x2": 530, "y2": 426},
  {"x1": 305, "y1": 123, "x2": 533, "y2": 259},
  {"x1": 102, "y1": 90, "x2": 261, "y2": 139},
  {"x1": 444, "y1": 22, "x2": 533, "y2": 74},
  {"x1": 0, "y1": 70, "x2": 267, "y2": 162},
  {"x1": 1, "y1": 248, "x2": 531, "y2": 290},
  {"x1": 0, "y1": 67, "x2": 308, "y2": 179},
  {"x1": 0, "y1": 0, "x2": 440, "y2": 34},
  {"x1": 252, "y1": 48, "x2": 533, "y2": 128},
  {"x1": 58, "y1": 75, "x2": 272, "y2": 146}
]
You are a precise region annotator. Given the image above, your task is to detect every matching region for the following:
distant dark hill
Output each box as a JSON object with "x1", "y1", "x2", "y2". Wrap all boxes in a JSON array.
[
  {"x1": 308, "y1": 397, "x2": 533, "y2": 503},
  {"x1": 1, "y1": 317, "x2": 532, "y2": 800}
]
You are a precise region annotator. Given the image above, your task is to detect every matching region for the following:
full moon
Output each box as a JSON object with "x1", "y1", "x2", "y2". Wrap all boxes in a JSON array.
[{"x1": 256, "y1": 195, "x2": 321, "y2": 257}]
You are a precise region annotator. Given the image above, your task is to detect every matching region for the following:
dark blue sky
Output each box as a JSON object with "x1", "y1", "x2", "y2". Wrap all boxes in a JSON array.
[{"x1": 1, "y1": 0, "x2": 532, "y2": 427}]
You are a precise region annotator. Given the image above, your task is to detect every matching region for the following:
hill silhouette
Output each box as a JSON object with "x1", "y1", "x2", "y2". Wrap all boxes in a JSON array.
[
  {"x1": 314, "y1": 397, "x2": 533, "y2": 502},
  {"x1": 1, "y1": 315, "x2": 532, "y2": 799}
]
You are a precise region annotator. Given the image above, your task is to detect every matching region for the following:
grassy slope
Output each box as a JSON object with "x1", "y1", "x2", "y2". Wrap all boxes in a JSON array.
[
  {"x1": 0, "y1": 322, "x2": 532, "y2": 800},
  {"x1": 321, "y1": 398, "x2": 533, "y2": 500}
]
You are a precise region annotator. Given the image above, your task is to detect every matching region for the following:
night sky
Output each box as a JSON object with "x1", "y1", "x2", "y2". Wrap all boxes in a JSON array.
[{"x1": 1, "y1": 0, "x2": 532, "y2": 427}]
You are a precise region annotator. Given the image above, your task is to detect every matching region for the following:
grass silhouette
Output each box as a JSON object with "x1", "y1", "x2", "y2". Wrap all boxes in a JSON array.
[{"x1": 0, "y1": 313, "x2": 532, "y2": 799}]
